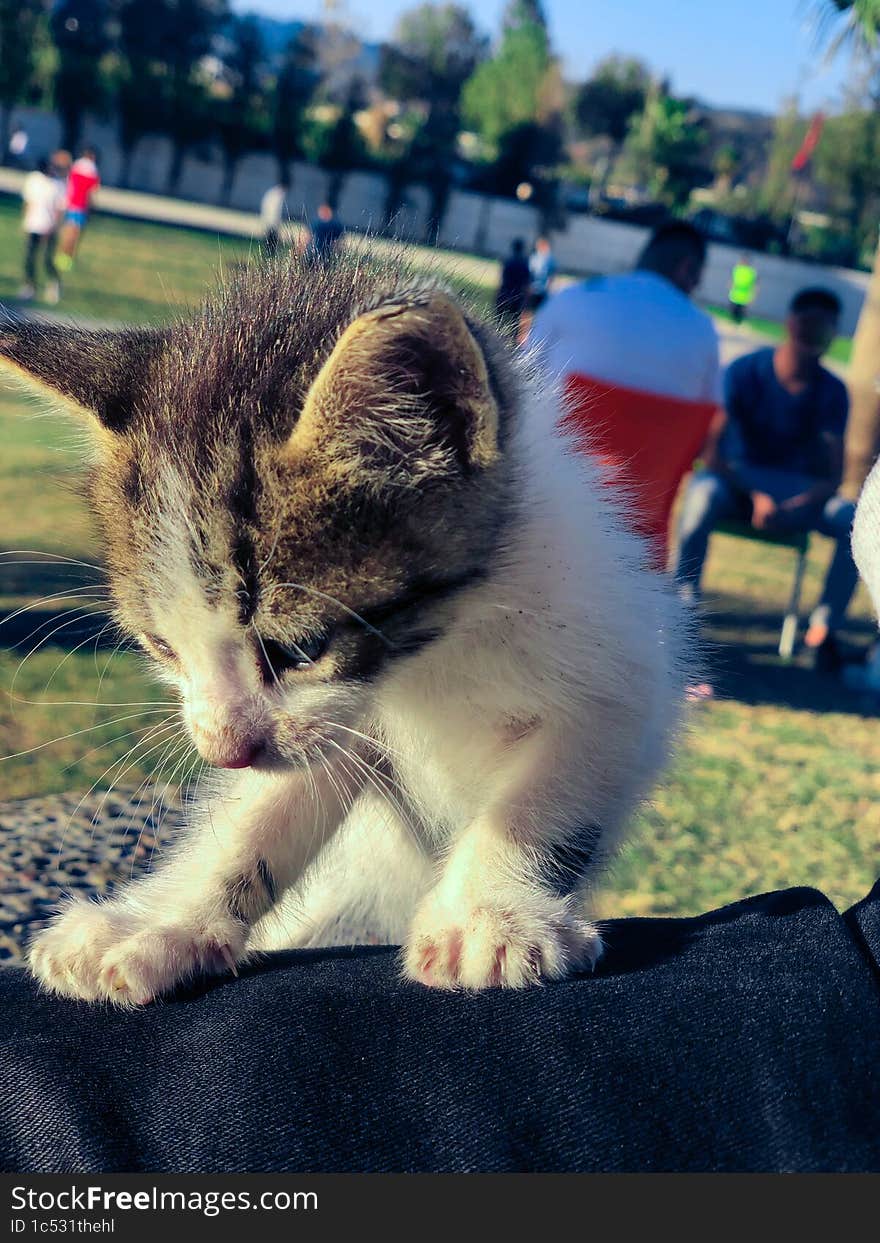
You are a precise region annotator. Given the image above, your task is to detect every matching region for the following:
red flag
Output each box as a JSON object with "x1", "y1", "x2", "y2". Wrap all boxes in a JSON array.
[{"x1": 791, "y1": 112, "x2": 825, "y2": 172}]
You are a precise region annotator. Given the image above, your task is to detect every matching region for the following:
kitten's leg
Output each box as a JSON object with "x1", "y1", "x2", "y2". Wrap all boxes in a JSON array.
[
  {"x1": 29, "y1": 761, "x2": 363, "y2": 1006},
  {"x1": 403, "y1": 724, "x2": 609, "y2": 990},
  {"x1": 251, "y1": 788, "x2": 433, "y2": 951}
]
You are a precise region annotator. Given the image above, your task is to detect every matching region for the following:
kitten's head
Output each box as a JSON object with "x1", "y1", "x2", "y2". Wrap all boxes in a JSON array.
[{"x1": 0, "y1": 256, "x2": 515, "y2": 771}]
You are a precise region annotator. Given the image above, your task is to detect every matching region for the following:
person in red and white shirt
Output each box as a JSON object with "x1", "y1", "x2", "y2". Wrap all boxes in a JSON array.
[
  {"x1": 57, "y1": 148, "x2": 100, "y2": 270},
  {"x1": 528, "y1": 221, "x2": 721, "y2": 406}
]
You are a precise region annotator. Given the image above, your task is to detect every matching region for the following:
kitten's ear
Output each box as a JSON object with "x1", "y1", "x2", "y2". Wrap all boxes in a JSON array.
[
  {"x1": 0, "y1": 323, "x2": 165, "y2": 433},
  {"x1": 288, "y1": 293, "x2": 500, "y2": 483}
]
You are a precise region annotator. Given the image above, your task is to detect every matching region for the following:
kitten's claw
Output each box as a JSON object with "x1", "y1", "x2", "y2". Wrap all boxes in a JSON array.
[
  {"x1": 218, "y1": 943, "x2": 239, "y2": 976},
  {"x1": 403, "y1": 897, "x2": 602, "y2": 990},
  {"x1": 29, "y1": 901, "x2": 246, "y2": 1006}
]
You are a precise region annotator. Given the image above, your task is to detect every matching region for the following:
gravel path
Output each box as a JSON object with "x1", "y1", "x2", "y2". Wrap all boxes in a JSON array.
[{"x1": 0, "y1": 787, "x2": 184, "y2": 964}]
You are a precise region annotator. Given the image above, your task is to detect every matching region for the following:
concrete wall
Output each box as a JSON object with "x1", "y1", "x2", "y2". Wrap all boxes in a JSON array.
[{"x1": 9, "y1": 105, "x2": 870, "y2": 333}]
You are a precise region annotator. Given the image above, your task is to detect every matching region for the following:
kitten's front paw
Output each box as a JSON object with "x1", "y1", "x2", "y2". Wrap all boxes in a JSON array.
[
  {"x1": 96, "y1": 922, "x2": 247, "y2": 1007},
  {"x1": 29, "y1": 901, "x2": 247, "y2": 1007},
  {"x1": 403, "y1": 895, "x2": 602, "y2": 990},
  {"x1": 29, "y1": 899, "x2": 132, "y2": 1003}
]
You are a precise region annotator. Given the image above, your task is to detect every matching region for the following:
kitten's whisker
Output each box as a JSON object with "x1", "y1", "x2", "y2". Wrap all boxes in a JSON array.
[
  {"x1": 258, "y1": 525, "x2": 282, "y2": 576},
  {"x1": 59, "y1": 718, "x2": 176, "y2": 777},
  {"x1": 83, "y1": 723, "x2": 185, "y2": 851},
  {"x1": 270, "y1": 581, "x2": 392, "y2": 647},
  {"x1": 54, "y1": 720, "x2": 179, "y2": 861},
  {"x1": 0, "y1": 588, "x2": 109, "y2": 630},
  {"x1": 42, "y1": 617, "x2": 119, "y2": 692},
  {"x1": 0, "y1": 709, "x2": 177, "y2": 762},
  {"x1": 252, "y1": 626, "x2": 280, "y2": 687},
  {"x1": 54, "y1": 716, "x2": 179, "y2": 865},
  {"x1": 7, "y1": 607, "x2": 115, "y2": 703},
  {"x1": 0, "y1": 550, "x2": 105, "y2": 575},
  {"x1": 125, "y1": 735, "x2": 194, "y2": 877},
  {"x1": 323, "y1": 736, "x2": 415, "y2": 843},
  {"x1": 324, "y1": 720, "x2": 406, "y2": 764},
  {"x1": 94, "y1": 629, "x2": 140, "y2": 701},
  {"x1": 5, "y1": 693, "x2": 176, "y2": 708}
]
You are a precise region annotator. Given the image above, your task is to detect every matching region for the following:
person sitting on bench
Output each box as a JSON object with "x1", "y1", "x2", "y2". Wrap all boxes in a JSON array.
[{"x1": 673, "y1": 286, "x2": 858, "y2": 669}]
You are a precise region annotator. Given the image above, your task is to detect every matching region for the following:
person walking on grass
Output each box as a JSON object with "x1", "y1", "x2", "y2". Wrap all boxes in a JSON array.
[
  {"x1": 304, "y1": 203, "x2": 344, "y2": 264},
  {"x1": 728, "y1": 253, "x2": 758, "y2": 324},
  {"x1": 674, "y1": 286, "x2": 857, "y2": 671},
  {"x1": 260, "y1": 176, "x2": 290, "y2": 259},
  {"x1": 56, "y1": 148, "x2": 100, "y2": 272},
  {"x1": 495, "y1": 238, "x2": 532, "y2": 332},
  {"x1": 18, "y1": 157, "x2": 67, "y2": 305}
]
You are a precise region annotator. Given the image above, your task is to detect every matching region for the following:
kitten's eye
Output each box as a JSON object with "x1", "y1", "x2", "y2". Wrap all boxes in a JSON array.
[
  {"x1": 142, "y1": 633, "x2": 177, "y2": 663},
  {"x1": 260, "y1": 632, "x2": 330, "y2": 679}
]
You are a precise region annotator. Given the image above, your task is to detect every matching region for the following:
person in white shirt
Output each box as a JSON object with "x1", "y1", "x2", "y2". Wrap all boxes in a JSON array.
[
  {"x1": 260, "y1": 177, "x2": 290, "y2": 259},
  {"x1": 528, "y1": 220, "x2": 721, "y2": 405},
  {"x1": 19, "y1": 157, "x2": 67, "y2": 305}
]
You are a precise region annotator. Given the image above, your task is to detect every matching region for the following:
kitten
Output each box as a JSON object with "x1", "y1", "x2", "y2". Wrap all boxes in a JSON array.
[{"x1": 1, "y1": 253, "x2": 687, "y2": 1005}]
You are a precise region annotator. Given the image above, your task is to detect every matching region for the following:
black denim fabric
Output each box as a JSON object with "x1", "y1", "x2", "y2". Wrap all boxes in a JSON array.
[{"x1": 2, "y1": 883, "x2": 879, "y2": 1173}]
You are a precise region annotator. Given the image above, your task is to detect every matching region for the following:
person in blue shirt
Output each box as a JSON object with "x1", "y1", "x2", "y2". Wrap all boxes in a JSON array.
[
  {"x1": 528, "y1": 235, "x2": 556, "y2": 309},
  {"x1": 674, "y1": 286, "x2": 857, "y2": 667}
]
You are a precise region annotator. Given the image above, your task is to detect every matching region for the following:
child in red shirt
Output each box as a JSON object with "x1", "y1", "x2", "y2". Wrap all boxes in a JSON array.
[{"x1": 58, "y1": 148, "x2": 100, "y2": 270}]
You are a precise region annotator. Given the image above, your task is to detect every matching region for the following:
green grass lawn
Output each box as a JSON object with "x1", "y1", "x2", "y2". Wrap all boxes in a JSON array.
[
  {"x1": 0, "y1": 198, "x2": 256, "y2": 325},
  {"x1": 0, "y1": 206, "x2": 876, "y2": 921},
  {"x1": 0, "y1": 196, "x2": 495, "y2": 325}
]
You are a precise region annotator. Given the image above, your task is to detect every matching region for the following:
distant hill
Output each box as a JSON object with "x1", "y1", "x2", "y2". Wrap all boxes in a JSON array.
[{"x1": 237, "y1": 11, "x2": 381, "y2": 84}]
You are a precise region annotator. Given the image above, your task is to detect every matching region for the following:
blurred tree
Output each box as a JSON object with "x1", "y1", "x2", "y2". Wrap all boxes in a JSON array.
[
  {"x1": 501, "y1": 0, "x2": 547, "y2": 34},
  {"x1": 50, "y1": 0, "x2": 112, "y2": 152},
  {"x1": 487, "y1": 119, "x2": 562, "y2": 201},
  {"x1": 158, "y1": 0, "x2": 228, "y2": 193},
  {"x1": 461, "y1": 19, "x2": 554, "y2": 150},
  {"x1": 0, "y1": 1, "x2": 49, "y2": 163},
  {"x1": 758, "y1": 99, "x2": 805, "y2": 223},
  {"x1": 379, "y1": 3, "x2": 488, "y2": 229},
  {"x1": 813, "y1": 0, "x2": 880, "y2": 494},
  {"x1": 712, "y1": 143, "x2": 741, "y2": 192},
  {"x1": 215, "y1": 14, "x2": 268, "y2": 202},
  {"x1": 619, "y1": 86, "x2": 708, "y2": 208},
  {"x1": 114, "y1": 0, "x2": 166, "y2": 187},
  {"x1": 272, "y1": 25, "x2": 320, "y2": 183},
  {"x1": 574, "y1": 56, "x2": 650, "y2": 145},
  {"x1": 314, "y1": 0, "x2": 364, "y2": 106},
  {"x1": 314, "y1": 77, "x2": 368, "y2": 208},
  {"x1": 813, "y1": 84, "x2": 880, "y2": 266},
  {"x1": 814, "y1": 0, "x2": 880, "y2": 49},
  {"x1": 380, "y1": 2, "x2": 487, "y2": 105}
]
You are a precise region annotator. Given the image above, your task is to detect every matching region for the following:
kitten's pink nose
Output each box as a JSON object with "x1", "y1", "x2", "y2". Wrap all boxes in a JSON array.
[
  {"x1": 215, "y1": 742, "x2": 261, "y2": 770},
  {"x1": 192, "y1": 728, "x2": 263, "y2": 769}
]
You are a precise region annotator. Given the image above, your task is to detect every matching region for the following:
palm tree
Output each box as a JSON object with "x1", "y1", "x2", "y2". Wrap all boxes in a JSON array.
[{"x1": 815, "y1": 1, "x2": 880, "y2": 493}]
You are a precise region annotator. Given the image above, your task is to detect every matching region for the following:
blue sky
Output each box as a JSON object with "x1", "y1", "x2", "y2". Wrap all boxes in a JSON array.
[{"x1": 236, "y1": 0, "x2": 860, "y2": 114}]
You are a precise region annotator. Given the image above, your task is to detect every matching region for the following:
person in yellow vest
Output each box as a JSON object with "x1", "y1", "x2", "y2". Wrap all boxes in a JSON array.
[{"x1": 728, "y1": 253, "x2": 758, "y2": 324}]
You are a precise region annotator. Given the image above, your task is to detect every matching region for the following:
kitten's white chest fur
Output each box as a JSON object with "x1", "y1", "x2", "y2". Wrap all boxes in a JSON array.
[{"x1": 255, "y1": 386, "x2": 686, "y2": 968}]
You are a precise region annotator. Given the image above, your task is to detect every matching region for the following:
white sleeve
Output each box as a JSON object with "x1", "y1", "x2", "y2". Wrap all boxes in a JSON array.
[
  {"x1": 701, "y1": 322, "x2": 723, "y2": 404},
  {"x1": 525, "y1": 294, "x2": 562, "y2": 369}
]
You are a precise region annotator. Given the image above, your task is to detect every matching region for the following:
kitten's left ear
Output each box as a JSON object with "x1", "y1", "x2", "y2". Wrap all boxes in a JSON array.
[
  {"x1": 288, "y1": 293, "x2": 500, "y2": 483},
  {"x1": 0, "y1": 323, "x2": 165, "y2": 433}
]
